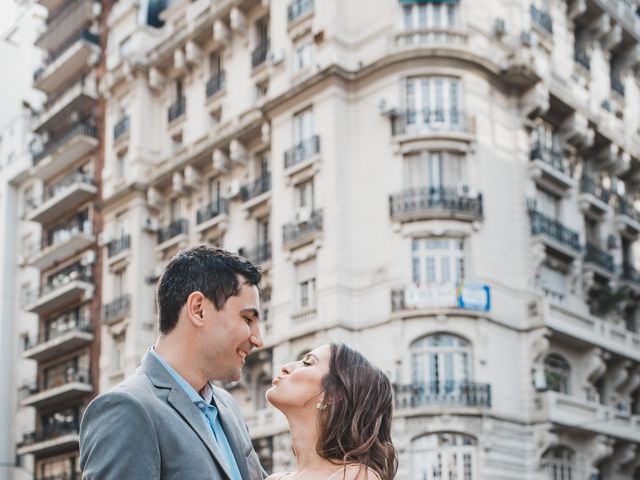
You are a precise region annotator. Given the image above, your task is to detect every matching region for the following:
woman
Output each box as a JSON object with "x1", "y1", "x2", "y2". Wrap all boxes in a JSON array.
[{"x1": 265, "y1": 342, "x2": 397, "y2": 480}]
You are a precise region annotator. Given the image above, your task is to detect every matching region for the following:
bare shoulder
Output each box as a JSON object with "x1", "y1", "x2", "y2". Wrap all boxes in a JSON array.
[{"x1": 341, "y1": 465, "x2": 382, "y2": 480}]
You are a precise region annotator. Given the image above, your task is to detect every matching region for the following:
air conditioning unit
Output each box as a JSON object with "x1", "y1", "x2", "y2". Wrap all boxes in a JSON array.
[
  {"x1": 533, "y1": 368, "x2": 547, "y2": 391},
  {"x1": 295, "y1": 207, "x2": 312, "y2": 223},
  {"x1": 378, "y1": 99, "x2": 397, "y2": 117},
  {"x1": 267, "y1": 49, "x2": 284, "y2": 67},
  {"x1": 143, "y1": 217, "x2": 159, "y2": 232},
  {"x1": 226, "y1": 180, "x2": 242, "y2": 199},
  {"x1": 81, "y1": 250, "x2": 97, "y2": 266},
  {"x1": 145, "y1": 264, "x2": 165, "y2": 284}
]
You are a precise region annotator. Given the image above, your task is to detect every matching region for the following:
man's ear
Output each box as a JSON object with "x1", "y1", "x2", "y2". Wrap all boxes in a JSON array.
[{"x1": 186, "y1": 291, "x2": 206, "y2": 327}]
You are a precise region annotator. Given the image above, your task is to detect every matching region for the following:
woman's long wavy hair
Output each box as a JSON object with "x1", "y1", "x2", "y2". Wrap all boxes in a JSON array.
[{"x1": 316, "y1": 343, "x2": 398, "y2": 479}]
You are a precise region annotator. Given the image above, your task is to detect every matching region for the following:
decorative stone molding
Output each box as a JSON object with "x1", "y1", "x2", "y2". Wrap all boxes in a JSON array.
[
  {"x1": 521, "y1": 84, "x2": 550, "y2": 120},
  {"x1": 185, "y1": 41, "x2": 203, "y2": 66},
  {"x1": 584, "y1": 347, "x2": 608, "y2": 384},
  {"x1": 212, "y1": 148, "x2": 230, "y2": 174}
]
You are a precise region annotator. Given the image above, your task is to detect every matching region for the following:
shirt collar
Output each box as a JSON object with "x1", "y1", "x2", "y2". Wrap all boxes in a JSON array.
[{"x1": 149, "y1": 347, "x2": 213, "y2": 405}]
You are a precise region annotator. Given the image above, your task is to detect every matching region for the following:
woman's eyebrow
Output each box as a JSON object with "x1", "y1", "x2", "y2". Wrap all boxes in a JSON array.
[{"x1": 303, "y1": 353, "x2": 319, "y2": 362}]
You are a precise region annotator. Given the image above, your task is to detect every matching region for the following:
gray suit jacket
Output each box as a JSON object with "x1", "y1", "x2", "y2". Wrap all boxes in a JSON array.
[{"x1": 79, "y1": 352, "x2": 266, "y2": 480}]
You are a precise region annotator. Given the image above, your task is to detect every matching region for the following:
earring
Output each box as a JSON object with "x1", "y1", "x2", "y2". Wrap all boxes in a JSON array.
[{"x1": 316, "y1": 402, "x2": 327, "y2": 410}]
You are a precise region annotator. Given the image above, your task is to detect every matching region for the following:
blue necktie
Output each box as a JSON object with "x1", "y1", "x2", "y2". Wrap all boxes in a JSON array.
[{"x1": 196, "y1": 401, "x2": 243, "y2": 480}]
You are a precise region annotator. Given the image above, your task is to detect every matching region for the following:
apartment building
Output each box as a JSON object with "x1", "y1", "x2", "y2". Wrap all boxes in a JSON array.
[
  {"x1": 10, "y1": 0, "x2": 105, "y2": 476},
  {"x1": 9, "y1": 0, "x2": 640, "y2": 478}
]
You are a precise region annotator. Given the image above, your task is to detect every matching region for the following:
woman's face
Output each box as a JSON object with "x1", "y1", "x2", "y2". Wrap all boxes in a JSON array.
[{"x1": 266, "y1": 344, "x2": 331, "y2": 411}]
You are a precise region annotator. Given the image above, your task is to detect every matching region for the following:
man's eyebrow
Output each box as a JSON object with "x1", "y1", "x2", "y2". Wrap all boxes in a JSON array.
[{"x1": 241, "y1": 308, "x2": 260, "y2": 320}]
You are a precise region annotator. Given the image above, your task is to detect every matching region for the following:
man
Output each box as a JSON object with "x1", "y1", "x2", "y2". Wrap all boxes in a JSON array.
[{"x1": 80, "y1": 245, "x2": 266, "y2": 479}]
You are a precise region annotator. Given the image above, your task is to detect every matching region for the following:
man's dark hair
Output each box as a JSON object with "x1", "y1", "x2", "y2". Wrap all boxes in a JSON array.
[{"x1": 156, "y1": 244, "x2": 262, "y2": 334}]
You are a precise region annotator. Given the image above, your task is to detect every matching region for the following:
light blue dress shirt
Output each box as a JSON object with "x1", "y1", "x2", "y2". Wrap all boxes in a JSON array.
[{"x1": 149, "y1": 348, "x2": 243, "y2": 480}]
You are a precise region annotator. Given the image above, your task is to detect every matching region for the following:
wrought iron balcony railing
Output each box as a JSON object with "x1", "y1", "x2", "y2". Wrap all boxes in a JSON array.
[
  {"x1": 580, "y1": 176, "x2": 611, "y2": 204},
  {"x1": 24, "y1": 264, "x2": 92, "y2": 305},
  {"x1": 622, "y1": 262, "x2": 640, "y2": 284},
  {"x1": 616, "y1": 197, "x2": 640, "y2": 224},
  {"x1": 23, "y1": 312, "x2": 91, "y2": 351},
  {"x1": 393, "y1": 382, "x2": 492, "y2": 409},
  {"x1": 103, "y1": 295, "x2": 131, "y2": 323},
  {"x1": 530, "y1": 4, "x2": 553, "y2": 33},
  {"x1": 389, "y1": 186, "x2": 483, "y2": 219},
  {"x1": 252, "y1": 41, "x2": 269, "y2": 68},
  {"x1": 33, "y1": 122, "x2": 97, "y2": 164},
  {"x1": 206, "y1": 72, "x2": 225, "y2": 98},
  {"x1": 530, "y1": 142, "x2": 566, "y2": 174},
  {"x1": 243, "y1": 173, "x2": 271, "y2": 201},
  {"x1": 391, "y1": 108, "x2": 469, "y2": 136},
  {"x1": 113, "y1": 115, "x2": 130, "y2": 141},
  {"x1": 41, "y1": 216, "x2": 91, "y2": 251},
  {"x1": 284, "y1": 135, "x2": 320, "y2": 169},
  {"x1": 529, "y1": 210, "x2": 581, "y2": 253},
  {"x1": 239, "y1": 243, "x2": 272, "y2": 266},
  {"x1": 167, "y1": 96, "x2": 186, "y2": 123},
  {"x1": 157, "y1": 219, "x2": 188, "y2": 244},
  {"x1": 19, "y1": 420, "x2": 79, "y2": 448},
  {"x1": 283, "y1": 209, "x2": 323, "y2": 245},
  {"x1": 584, "y1": 243, "x2": 615, "y2": 273},
  {"x1": 287, "y1": 0, "x2": 313, "y2": 23},
  {"x1": 196, "y1": 199, "x2": 229, "y2": 225},
  {"x1": 38, "y1": 368, "x2": 91, "y2": 392},
  {"x1": 107, "y1": 235, "x2": 130, "y2": 258}
]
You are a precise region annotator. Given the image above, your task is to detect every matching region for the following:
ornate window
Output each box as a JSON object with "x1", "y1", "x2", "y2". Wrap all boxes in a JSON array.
[
  {"x1": 405, "y1": 77, "x2": 462, "y2": 130},
  {"x1": 411, "y1": 334, "x2": 470, "y2": 390},
  {"x1": 411, "y1": 432, "x2": 476, "y2": 480},
  {"x1": 411, "y1": 238, "x2": 464, "y2": 286},
  {"x1": 402, "y1": 1, "x2": 460, "y2": 31},
  {"x1": 544, "y1": 446, "x2": 574, "y2": 480},
  {"x1": 544, "y1": 354, "x2": 570, "y2": 394}
]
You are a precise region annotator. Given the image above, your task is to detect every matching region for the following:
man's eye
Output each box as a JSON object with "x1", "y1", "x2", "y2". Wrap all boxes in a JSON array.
[{"x1": 243, "y1": 317, "x2": 251, "y2": 324}]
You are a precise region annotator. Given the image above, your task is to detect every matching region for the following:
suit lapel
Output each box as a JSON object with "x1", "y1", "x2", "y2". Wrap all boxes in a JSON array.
[
  {"x1": 215, "y1": 394, "x2": 250, "y2": 480},
  {"x1": 142, "y1": 352, "x2": 234, "y2": 480}
]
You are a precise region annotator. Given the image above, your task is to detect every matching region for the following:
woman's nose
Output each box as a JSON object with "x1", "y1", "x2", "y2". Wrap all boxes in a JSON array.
[{"x1": 280, "y1": 363, "x2": 294, "y2": 375}]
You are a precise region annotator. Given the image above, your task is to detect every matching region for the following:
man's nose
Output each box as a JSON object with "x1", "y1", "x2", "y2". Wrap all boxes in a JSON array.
[{"x1": 250, "y1": 323, "x2": 264, "y2": 349}]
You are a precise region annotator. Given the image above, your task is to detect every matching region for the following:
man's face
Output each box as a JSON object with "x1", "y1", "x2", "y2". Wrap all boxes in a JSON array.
[{"x1": 201, "y1": 278, "x2": 263, "y2": 381}]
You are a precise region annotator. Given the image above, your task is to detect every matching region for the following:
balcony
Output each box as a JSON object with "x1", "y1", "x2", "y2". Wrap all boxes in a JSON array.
[
  {"x1": 157, "y1": 219, "x2": 188, "y2": 246},
  {"x1": 615, "y1": 197, "x2": 640, "y2": 238},
  {"x1": 391, "y1": 109, "x2": 472, "y2": 142},
  {"x1": 26, "y1": 219, "x2": 94, "y2": 271},
  {"x1": 529, "y1": 210, "x2": 581, "y2": 260},
  {"x1": 35, "y1": 0, "x2": 96, "y2": 54},
  {"x1": 541, "y1": 298, "x2": 640, "y2": 363},
  {"x1": 584, "y1": 243, "x2": 616, "y2": 277},
  {"x1": 196, "y1": 199, "x2": 229, "y2": 230},
  {"x1": 103, "y1": 295, "x2": 130, "y2": 325},
  {"x1": 242, "y1": 173, "x2": 271, "y2": 203},
  {"x1": 17, "y1": 422, "x2": 79, "y2": 456},
  {"x1": 528, "y1": 143, "x2": 575, "y2": 194},
  {"x1": 23, "y1": 317, "x2": 93, "y2": 362},
  {"x1": 167, "y1": 96, "x2": 186, "y2": 124},
  {"x1": 284, "y1": 135, "x2": 320, "y2": 170},
  {"x1": 113, "y1": 115, "x2": 130, "y2": 142},
  {"x1": 206, "y1": 72, "x2": 225, "y2": 99},
  {"x1": 33, "y1": 121, "x2": 98, "y2": 180},
  {"x1": 107, "y1": 234, "x2": 130, "y2": 259},
  {"x1": 389, "y1": 186, "x2": 483, "y2": 223},
  {"x1": 21, "y1": 369, "x2": 92, "y2": 409},
  {"x1": 393, "y1": 382, "x2": 492, "y2": 411},
  {"x1": 622, "y1": 262, "x2": 640, "y2": 286},
  {"x1": 26, "y1": 172, "x2": 96, "y2": 224},
  {"x1": 34, "y1": 30, "x2": 100, "y2": 95},
  {"x1": 530, "y1": 4, "x2": 553, "y2": 34},
  {"x1": 578, "y1": 176, "x2": 612, "y2": 219},
  {"x1": 534, "y1": 391, "x2": 640, "y2": 443},
  {"x1": 239, "y1": 243, "x2": 272, "y2": 267},
  {"x1": 287, "y1": 0, "x2": 313, "y2": 25},
  {"x1": 252, "y1": 41, "x2": 269, "y2": 69},
  {"x1": 23, "y1": 265, "x2": 93, "y2": 315},
  {"x1": 34, "y1": 75, "x2": 97, "y2": 135},
  {"x1": 283, "y1": 209, "x2": 323, "y2": 249}
]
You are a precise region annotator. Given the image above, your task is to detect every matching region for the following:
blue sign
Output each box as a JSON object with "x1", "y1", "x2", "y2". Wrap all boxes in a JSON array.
[{"x1": 457, "y1": 283, "x2": 491, "y2": 312}]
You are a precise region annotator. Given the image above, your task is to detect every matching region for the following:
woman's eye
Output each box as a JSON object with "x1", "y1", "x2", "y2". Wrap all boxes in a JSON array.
[{"x1": 302, "y1": 361, "x2": 311, "y2": 366}]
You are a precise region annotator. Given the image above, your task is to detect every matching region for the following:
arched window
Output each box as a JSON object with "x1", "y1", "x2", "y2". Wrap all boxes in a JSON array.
[
  {"x1": 412, "y1": 334, "x2": 471, "y2": 388},
  {"x1": 544, "y1": 354, "x2": 570, "y2": 394},
  {"x1": 544, "y1": 446, "x2": 574, "y2": 480},
  {"x1": 411, "y1": 432, "x2": 476, "y2": 480}
]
